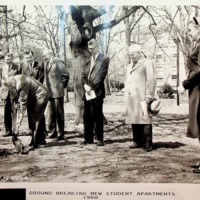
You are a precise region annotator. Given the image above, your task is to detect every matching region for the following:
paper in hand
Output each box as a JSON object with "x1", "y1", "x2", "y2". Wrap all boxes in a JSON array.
[{"x1": 85, "y1": 90, "x2": 96, "y2": 101}]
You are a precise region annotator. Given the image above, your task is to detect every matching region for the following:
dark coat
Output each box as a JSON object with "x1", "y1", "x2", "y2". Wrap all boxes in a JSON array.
[
  {"x1": 182, "y1": 43, "x2": 200, "y2": 138},
  {"x1": 13, "y1": 75, "x2": 49, "y2": 122},
  {"x1": 81, "y1": 53, "x2": 109, "y2": 99},
  {"x1": 44, "y1": 58, "x2": 69, "y2": 99},
  {"x1": 21, "y1": 61, "x2": 44, "y2": 83}
]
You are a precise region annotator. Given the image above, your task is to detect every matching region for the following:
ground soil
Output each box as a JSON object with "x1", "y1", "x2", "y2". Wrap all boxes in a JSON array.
[{"x1": 0, "y1": 93, "x2": 200, "y2": 183}]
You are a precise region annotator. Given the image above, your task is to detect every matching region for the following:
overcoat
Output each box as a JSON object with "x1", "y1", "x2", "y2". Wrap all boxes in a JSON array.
[
  {"x1": 13, "y1": 75, "x2": 49, "y2": 121},
  {"x1": 21, "y1": 61, "x2": 44, "y2": 83},
  {"x1": 125, "y1": 55, "x2": 157, "y2": 124},
  {"x1": 81, "y1": 53, "x2": 109, "y2": 99},
  {"x1": 44, "y1": 58, "x2": 69, "y2": 99},
  {"x1": 182, "y1": 43, "x2": 200, "y2": 138}
]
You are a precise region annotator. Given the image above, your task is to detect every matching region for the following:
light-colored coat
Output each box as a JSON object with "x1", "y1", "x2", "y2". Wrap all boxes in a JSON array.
[
  {"x1": 125, "y1": 56, "x2": 157, "y2": 124},
  {"x1": 44, "y1": 58, "x2": 69, "y2": 99},
  {"x1": 0, "y1": 62, "x2": 21, "y2": 99}
]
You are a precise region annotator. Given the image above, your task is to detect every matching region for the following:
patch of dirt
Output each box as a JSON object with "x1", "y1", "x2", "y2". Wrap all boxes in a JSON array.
[{"x1": 0, "y1": 94, "x2": 199, "y2": 183}]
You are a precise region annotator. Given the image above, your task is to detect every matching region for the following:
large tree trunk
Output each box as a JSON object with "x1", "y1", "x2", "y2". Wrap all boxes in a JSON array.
[
  {"x1": 0, "y1": 6, "x2": 9, "y2": 53},
  {"x1": 105, "y1": 75, "x2": 111, "y2": 96},
  {"x1": 71, "y1": 47, "x2": 90, "y2": 124},
  {"x1": 66, "y1": 5, "x2": 142, "y2": 123}
]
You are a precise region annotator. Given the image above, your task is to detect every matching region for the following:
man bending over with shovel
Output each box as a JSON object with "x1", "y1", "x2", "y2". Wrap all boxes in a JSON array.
[{"x1": 2, "y1": 74, "x2": 49, "y2": 153}]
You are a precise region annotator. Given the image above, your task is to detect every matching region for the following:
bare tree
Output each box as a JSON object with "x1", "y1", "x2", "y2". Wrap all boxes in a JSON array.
[
  {"x1": 67, "y1": 5, "x2": 142, "y2": 124},
  {"x1": 0, "y1": 5, "x2": 26, "y2": 54}
]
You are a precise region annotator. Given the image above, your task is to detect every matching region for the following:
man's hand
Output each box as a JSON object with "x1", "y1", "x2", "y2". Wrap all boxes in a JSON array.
[
  {"x1": 178, "y1": 85, "x2": 186, "y2": 94},
  {"x1": 146, "y1": 97, "x2": 154, "y2": 104},
  {"x1": 84, "y1": 84, "x2": 92, "y2": 94}
]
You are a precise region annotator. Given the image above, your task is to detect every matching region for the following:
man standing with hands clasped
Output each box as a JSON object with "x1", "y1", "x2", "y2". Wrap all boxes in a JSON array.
[
  {"x1": 43, "y1": 49, "x2": 70, "y2": 141},
  {"x1": 81, "y1": 38, "x2": 110, "y2": 146},
  {"x1": 125, "y1": 44, "x2": 158, "y2": 152}
]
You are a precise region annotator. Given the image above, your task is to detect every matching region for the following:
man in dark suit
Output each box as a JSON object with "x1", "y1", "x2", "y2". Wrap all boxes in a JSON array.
[
  {"x1": 0, "y1": 53, "x2": 21, "y2": 137},
  {"x1": 22, "y1": 50, "x2": 44, "y2": 83},
  {"x1": 22, "y1": 49, "x2": 46, "y2": 145},
  {"x1": 43, "y1": 49, "x2": 70, "y2": 141},
  {"x1": 2, "y1": 75, "x2": 49, "y2": 150},
  {"x1": 81, "y1": 38, "x2": 109, "y2": 146}
]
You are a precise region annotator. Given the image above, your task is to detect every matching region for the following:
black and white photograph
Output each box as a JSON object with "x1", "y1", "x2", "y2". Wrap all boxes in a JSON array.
[{"x1": 0, "y1": 1, "x2": 200, "y2": 199}]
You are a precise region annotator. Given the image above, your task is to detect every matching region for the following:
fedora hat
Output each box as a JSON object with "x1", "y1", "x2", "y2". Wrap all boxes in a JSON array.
[{"x1": 148, "y1": 99, "x2": 161, "y2": 116}]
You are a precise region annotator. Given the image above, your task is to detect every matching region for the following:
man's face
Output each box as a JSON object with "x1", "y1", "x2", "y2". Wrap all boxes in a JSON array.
[
  {"x1": 188, "y1": 23, "x2": 200, "y2": 42},
  {"x1": 5, "y1": 57, "x2": 12, "y2": 65},
  {"x1": 25, "y1": 53, "x2": 34, "y2": 63},
  {"x1": 129, "y1": 51, "x2": 141, "y2": 63},
  {"x1": 88, "y1": 46, "x2": 98, "y2": 55}
]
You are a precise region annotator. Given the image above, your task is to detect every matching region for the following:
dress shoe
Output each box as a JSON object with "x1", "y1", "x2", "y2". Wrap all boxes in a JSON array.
[
  {"x1": 191, "y1": 161, "x2": 200, "y2": 168},
  {"x1": 56, "y1": 134, "x2": 64, "y2": 141},
  {"x1": 21, "y1": 149, "x2": 29, "y2": 155},
  {"x1": 3, "y1": 131, "x2": 13, "y2": 137},
  {"x1": 28, "y1": 144, "x2": 38, "y2": 151},
  {"x1": 38, "y1": 139, "x2": 46, "y2": 145},
  {"x1": 129, "y1": 143, "x2": 142, "y2": 149},
  {"x1": 193, "y1": 168, "x2": 200, "y2": 173},
  {"x1": 48, "y1": 132, "x2": 57, "y2": 139},
  {"x1": 96, "y1": 141, "x2": 104, "y2": 146},
  {"x1": 80, "y1": 140, "x2": 93, "y2": 145},
  {"x1": 144, "y1": 145, "x2": 153, "y2": 152}
]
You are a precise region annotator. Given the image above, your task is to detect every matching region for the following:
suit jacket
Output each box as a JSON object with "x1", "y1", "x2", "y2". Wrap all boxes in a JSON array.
[
  {"x1": 0, "y1": 62, "x2": 21, "y2": 100},
  {"x1": 21, "y1": 61, "x2": 44, "y2": 83},
  {"x1": 81, "y1": 53, "x2": 109, "y2": 99},
  {"x1": 12, "y1": 75, "x2": 49, "y2": 121},
  {"x1": 182, "y1": 43, "x2": 200, "y2": 90},
  {"x1": 44, "y1": 58, "x2": 70, "y2": 98},
  {"x1": 182, "y1": 42, "x2": 200, "y2": 139},
  {"x1": 125, "y1": 56, "x2": 157, "y2": 124}
]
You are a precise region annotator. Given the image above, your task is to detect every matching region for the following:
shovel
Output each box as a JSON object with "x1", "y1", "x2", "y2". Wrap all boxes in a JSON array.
[
  {"x1": 11, "y1": 102, "x2": 25, "y2": 154},
  {"x1": 12, "y1": 134, "x2": 24, "y2": 154}
]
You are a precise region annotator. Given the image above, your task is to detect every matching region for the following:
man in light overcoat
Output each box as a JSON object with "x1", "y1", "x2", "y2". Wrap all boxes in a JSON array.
[{"x1": 125, "y1": 44, "x2": 157, "y2": 152}]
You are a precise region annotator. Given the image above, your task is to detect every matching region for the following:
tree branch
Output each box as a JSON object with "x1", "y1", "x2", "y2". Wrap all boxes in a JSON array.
[
  {"x1": 8, "y1": 6, "x2": 26, "y2": 37},
  {"x1": 94, "y1": 6, "x2": 141, "y2": 33}
]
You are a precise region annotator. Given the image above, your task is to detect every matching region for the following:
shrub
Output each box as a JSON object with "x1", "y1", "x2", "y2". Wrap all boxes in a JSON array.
[{"x1": 157, "y1": 83, "x2": 174, "y2": 99}]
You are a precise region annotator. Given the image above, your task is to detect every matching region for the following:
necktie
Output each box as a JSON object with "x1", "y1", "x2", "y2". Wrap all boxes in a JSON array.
[
  {"x1": 29, "y1": 63, "x2": 33, "y2": 75},
  {"x1": 88, "y1": 55, "x2": 95, "y2": 79}
]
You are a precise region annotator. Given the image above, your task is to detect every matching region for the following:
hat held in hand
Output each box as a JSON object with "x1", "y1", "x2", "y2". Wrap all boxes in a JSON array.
[{"x1": 148, "y1": 99, "x2": 161, "y2": 116}]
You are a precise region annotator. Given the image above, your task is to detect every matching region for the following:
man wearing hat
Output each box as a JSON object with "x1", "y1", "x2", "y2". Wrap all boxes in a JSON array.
[
  {"x1": 125, "y1": 44, "x2": 157, "y2": 152},
  {"x1": 0, "y1": 53, "x2": 21, "y2": 137},
  {"x1": 81, "y1": 38, "x2": 110, "y2": 146}
]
